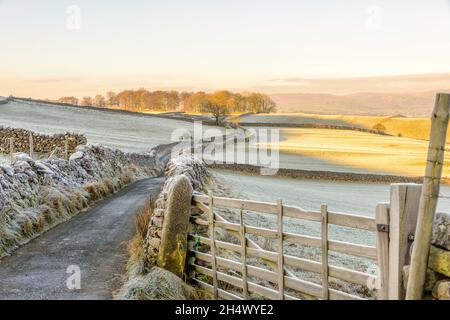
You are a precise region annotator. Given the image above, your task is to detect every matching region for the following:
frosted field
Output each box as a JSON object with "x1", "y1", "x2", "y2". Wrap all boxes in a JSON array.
[
  {"x1": 0, "y1": 101, "x2": 223, "y2": 153},
  {"x1": 214, "y1": 170, "x2": 450, "y2": 246}
]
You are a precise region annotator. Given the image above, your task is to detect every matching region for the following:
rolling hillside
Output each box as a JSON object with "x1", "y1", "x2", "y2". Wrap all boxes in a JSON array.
[
  {"x1": 270, "y1": 90, "x2": 447, "y2": 117},
  {"x1": 0, "y1": 100, "x2": 223, "y2": 153},
  {"x1": 238, "y1": 112, "x2": 450, "y2": 142}
]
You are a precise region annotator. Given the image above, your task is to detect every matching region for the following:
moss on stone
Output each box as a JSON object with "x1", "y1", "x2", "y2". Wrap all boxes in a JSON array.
[{"x1": 428, "y1": 245, "x2": 450, "y2": 277}]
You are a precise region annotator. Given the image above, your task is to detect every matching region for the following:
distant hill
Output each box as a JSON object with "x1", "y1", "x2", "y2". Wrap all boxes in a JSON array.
[{"x1": 270, "y1": 90, "x2": 449, "y2": 117}]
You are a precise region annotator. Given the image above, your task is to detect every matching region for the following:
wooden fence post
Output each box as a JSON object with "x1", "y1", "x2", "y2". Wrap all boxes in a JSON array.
[
  {"x1": 9, "y1": 137, "x2": 14, "y2": 163},
  {"x1": 277, "y1": 199, "x2": 285, "y2": 300},
  {"x1": 239, "y1": 205, "x2": 249, "y2": 299},
  {"x1": 406, "y1": 93, "x2": 450, "y2": 300},
  {"x1": 321, "y1": 204, "x2": 329, "y2": 300},
  {"x1": 375, "y1": 203, "x2": 390, "y2": 300},
  {"x1": 29, "y1": 133, "x2": 33, "y2": 159},
  {"x1": 64, "y1": 138, "x2": 69, "y2": 160},
  {"x1": 388, "y1": 183, "x2": 421, "y2": 299},
  {"x1": 208, "y1": 191, "x2": 219, "y2": 299}
]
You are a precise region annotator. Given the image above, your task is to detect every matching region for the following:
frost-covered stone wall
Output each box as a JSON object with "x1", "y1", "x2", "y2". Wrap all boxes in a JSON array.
[
  {"x1": 0, "y1": 126, "x2": 86, "y2": 156},
  {"x1": 0, "y1": 144, "x2": 167, "y2": 257},
  {"x1": 144, "y1": 152, "x2": 211, "y2": 259}
]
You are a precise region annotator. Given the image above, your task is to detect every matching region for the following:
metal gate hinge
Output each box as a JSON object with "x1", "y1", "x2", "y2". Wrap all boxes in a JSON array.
[{"x1": 377, "y1": 224, "x2": 389, "y2": 233}]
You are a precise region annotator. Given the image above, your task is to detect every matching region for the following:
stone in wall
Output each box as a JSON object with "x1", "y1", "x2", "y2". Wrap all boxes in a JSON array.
[
  {"x1": 157, "y1": 175, "x2": 193, "y2": 277},
  {"x1": 432, "y1": 280, "x2": 450, "y2": 300},
  {"x1": 403, "y1": 265, "x2": 445, "y2": 292},
  {"x1": 432, "y1": 212, "x2": 450, "y2": 250},
  {"x1": 144, "y1": 152, "x2": 211, "y2": 267},
  {"x1": 428, "y1": 245, "x2": 450, "y2": 278}
]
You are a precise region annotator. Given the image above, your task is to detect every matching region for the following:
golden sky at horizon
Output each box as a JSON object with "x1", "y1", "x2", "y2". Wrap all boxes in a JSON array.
[{"x1": 1, "y1": 1, "x2": 450, "y2": 98}]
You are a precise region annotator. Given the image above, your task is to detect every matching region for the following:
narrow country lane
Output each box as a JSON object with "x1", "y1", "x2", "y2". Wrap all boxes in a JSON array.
[{"x1": 0, "y1": 177, "x2": 164, "y2": 300}]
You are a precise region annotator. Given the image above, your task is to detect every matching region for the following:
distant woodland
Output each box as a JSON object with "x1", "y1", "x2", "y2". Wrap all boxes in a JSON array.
[{"x1": 56, "y1": 89, "x2": 276, "y2": 123}]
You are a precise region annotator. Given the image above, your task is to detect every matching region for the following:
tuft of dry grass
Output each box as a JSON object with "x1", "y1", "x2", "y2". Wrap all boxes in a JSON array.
[
  {"x1": 118, "y1": 267, "x2": 200, "y2": 300},
  {"x1": 127, "y1": 200, "x2": 154, "y2": 277},
  {"x1": 122, "y1": 199, "x2": 212, "y2": 300},
  {"x1": 120, "y1": 170, "x2": 135, "y2": 186},
  {"x1": 83, "y1": 178, "x2": 119, "y2": 202},
  {"x1": 103, "y1": 178, "x2": 116, "y2": 194}
]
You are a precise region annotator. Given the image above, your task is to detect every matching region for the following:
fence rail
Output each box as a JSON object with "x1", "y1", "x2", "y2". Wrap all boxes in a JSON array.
[{"x1": 187, "y1": 192, "x2": 388, "y2": 300}]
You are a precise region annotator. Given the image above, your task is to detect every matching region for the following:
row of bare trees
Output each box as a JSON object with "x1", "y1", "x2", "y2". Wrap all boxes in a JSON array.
[
  {"x1": 57, "y1": 90, "x2": 179, "y2": 111},
  {"x1": 182, "y1": 91, "x2": 276, "y2": 124},
  {"x1": 57, "y1": 89, "x2": 276, "y2": 122}
]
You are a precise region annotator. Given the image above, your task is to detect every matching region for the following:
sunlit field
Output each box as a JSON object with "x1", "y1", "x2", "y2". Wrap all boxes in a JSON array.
[
  {"x1": 257, "y1": 127, "x2": 450, "y2": 178},
  {"x1": 239, "y1": 112, "x2": 450, "y2": 142}
]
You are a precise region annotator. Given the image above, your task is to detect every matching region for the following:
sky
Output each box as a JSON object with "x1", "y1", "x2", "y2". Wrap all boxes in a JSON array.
[{"x1": 1, "y1": 0, "x2": 450, "y2": 98}]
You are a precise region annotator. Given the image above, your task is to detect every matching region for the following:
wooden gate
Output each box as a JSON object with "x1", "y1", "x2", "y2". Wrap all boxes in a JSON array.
[{"x1": 187, "y1": 192, "x2": 390, "y2": 300}]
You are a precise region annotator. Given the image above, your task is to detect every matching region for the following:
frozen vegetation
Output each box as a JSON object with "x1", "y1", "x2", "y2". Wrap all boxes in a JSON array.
[
  {"x1": 0, "y1": 155, "x2": 9, "y2": 166},
  {"x1": 0, "y1": 144, "x2": 168, "y2": 257}
]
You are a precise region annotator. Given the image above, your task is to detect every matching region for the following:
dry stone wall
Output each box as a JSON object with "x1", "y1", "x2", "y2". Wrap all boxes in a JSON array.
[
  {"x1": 0, "y1": 144, "x2": 167, "y2": 257},
  {"x1": 208, "y1": 163, "x2": 425, "y2": 184},
  {"x1": 0, "y1": 126, "x2": 86, "y2": 156}
]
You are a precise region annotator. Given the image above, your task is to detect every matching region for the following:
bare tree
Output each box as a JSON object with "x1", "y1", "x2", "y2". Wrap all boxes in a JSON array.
[
  {"x1": 58, "y1": 96, "x2": 79, "y2": 105},
  {"x1": 204, "y1": 92, "x2": 231, "y2": 125},
  {"x1": 81, "y1": 96, "x2": 93, "y2": 106},
  {"x1": 93, "y1": 95, "x2": 106, "y2": 108},
  {"x1": 106, "y1": 92, "x2": 117, "y2": 107}
]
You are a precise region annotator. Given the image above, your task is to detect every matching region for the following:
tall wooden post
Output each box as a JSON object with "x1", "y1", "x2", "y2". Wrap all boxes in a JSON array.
[
  {"x1": 406, "y1": 93, "x2": 450, "y2": 300},
  {"x1": 388, "y1": 184, "x2": 421, "y2": 299}
]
